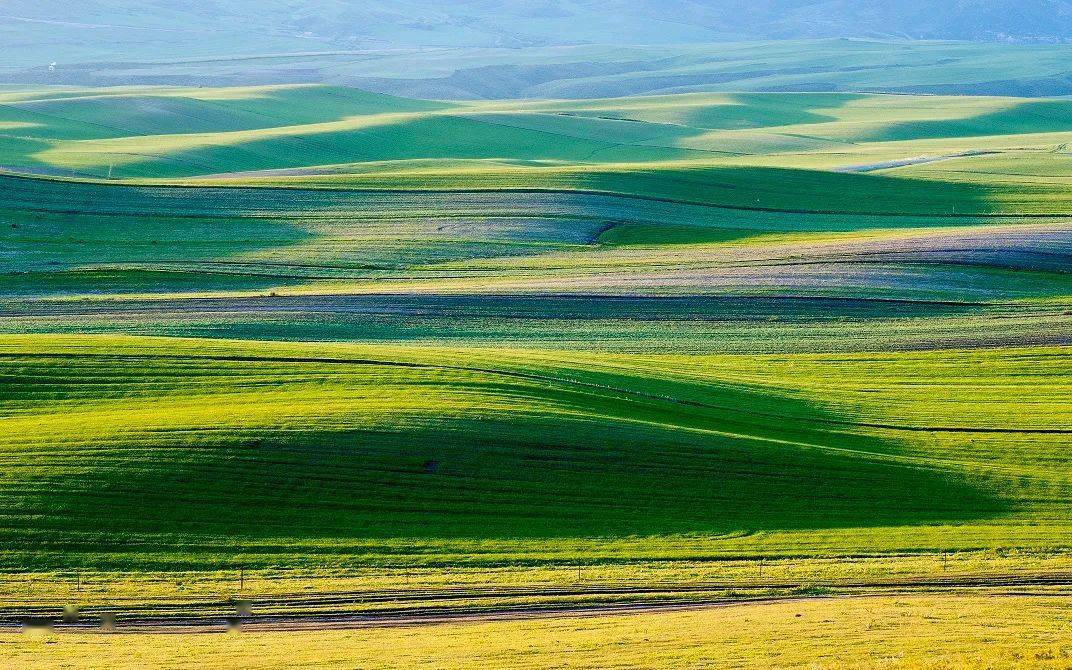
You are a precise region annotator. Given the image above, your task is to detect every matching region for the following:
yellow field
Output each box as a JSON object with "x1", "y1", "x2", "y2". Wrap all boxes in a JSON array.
[{"x1": 3, "y1": 596, "x2": 1070, "y2": 669}]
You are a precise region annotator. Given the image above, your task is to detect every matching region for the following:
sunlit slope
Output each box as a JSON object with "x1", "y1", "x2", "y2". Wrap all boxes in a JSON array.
[
  {"x1": 2, "y1": 334, "x2": 1071, "y2": 570},
  {"x1": 2, "y1": 85, "x2": 700, "y2": 178},
  {"x1": 5, "y1": 85, "x2": 1072, "y2": 190},
  {"x1": 1, "y1": 85, "x2": 1071, "y2": 576}
]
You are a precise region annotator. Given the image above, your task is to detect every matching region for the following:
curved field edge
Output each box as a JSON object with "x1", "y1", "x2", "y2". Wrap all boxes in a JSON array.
[
  {"x1": 4, "y1": 167, "x2": 1069, "y2": 217},
  {"x1": 7, "y1": 86, "x2": 1072, "y2": 215},
  {"x1": 0, "y1": 334, "x2": 1068, "y2": 572},
  {"x1": 8, "y1": 169, "x2": 1072, "y2": 307}
]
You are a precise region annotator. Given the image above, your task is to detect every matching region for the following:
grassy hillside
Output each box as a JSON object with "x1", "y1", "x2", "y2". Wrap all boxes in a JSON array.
[
  {"x1": 4, "y1": 85, "x2": 1072, "y2": 203},
  {"x1": 0, "y1": 85, "x2": 1070, "y2": 637},
  {"x1": 11, "y1": 333, "x2": 1071, "y2": 570}
]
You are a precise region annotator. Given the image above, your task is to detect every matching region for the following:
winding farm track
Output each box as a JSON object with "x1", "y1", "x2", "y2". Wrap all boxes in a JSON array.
[
  {"x1": 9, "y1": 572, "x2": 1072, "y2": 633},
  {"x1": 833, "y1": 151, "x2": 1001, "y2": 173},
  {"x1": 11, "y1": 595, "x2": 801, "y2": 634}
]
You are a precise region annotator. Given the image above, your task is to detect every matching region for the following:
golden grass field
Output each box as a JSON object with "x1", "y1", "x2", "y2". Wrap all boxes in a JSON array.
[{"x1": 4, "y1": 596, "x2": 1071, "y2": 669}]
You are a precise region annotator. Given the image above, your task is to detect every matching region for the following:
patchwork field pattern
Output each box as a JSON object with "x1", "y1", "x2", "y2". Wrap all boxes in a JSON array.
[{"x1": 1, "y1": 85, "x2": 1071, "y2": 637}]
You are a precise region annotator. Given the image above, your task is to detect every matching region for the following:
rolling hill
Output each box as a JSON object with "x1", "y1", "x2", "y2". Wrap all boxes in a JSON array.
[
  {"x1": 1, "y1": 85, "x2": 1071, "y2": 580},
  {"x1": 6, "y1": 0, "x2": 1072, "y2": 665},
  {"x1": 0, "y1": 83, "x2": 1070, "y2": 664}
]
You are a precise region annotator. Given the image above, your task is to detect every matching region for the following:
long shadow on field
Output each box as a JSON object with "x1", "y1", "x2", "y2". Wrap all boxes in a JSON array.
[
  {"x1": 0, "y1": 350, "x2": 1008, "y2": 569},
  {"x1": 0, "y1": 165, "x2": 1003, "y2": 251},
  {"x1": 678, "y1": 93, "x2": 867, "y2": 131},
  {"x1": 0, "y1": 86, "x2": 450, "y2": 176},
  {"x1": 857, "y1": 99, "x2": 1072, "y2": 143}
]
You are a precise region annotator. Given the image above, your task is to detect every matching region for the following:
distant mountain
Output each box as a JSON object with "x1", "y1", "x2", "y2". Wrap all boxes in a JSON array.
[
  {"x1": 753, "y1": 0, "x2": 1072, "y2": 42},
  {"x1": 4, "y1": 0, "x2": 1072, "y2": 66},
  {"x1": 5, "y1": 1, "x2": 1072, "y2": 98}
]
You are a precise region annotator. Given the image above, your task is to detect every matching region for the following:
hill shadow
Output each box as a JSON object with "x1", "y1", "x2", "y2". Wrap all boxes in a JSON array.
[
  {"x1": 856, "y1": 99, "x2": 1072, "y2": 143},
  {"x1": 2, "y1": 350, "x2": 1010, "y2": 569}
]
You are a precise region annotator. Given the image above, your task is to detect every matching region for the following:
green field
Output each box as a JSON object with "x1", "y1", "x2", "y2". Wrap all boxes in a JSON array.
[
  {"x1": 6, "y1": 85, "x2": 1072, "y2": 189},
  {"x1": 0, "y1": 82, "x2": 1071, "y2": 666},
  {"x1": 1, "y1": 333, "x2": 1070, "y2": 570}
]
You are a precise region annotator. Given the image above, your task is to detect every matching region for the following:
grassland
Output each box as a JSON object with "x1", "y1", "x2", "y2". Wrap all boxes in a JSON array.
[
  {"x1": 4, "y1": 332, "x2": 1071, "y2": 570},
  {"x1": 5, "y1": 85, "x2": 1072, "y2": 187},
  {"x1": 0, "y1": 83, "x2": 1071, "y2": 666},
  {"x1": 7, "y1": 596, "x2": 1072, "y2": 669}
]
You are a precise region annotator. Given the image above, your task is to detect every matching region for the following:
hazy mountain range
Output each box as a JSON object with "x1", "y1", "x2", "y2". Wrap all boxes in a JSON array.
[
  {"x1": 4, "y1": 0, "x2": 1072, "y2": 63},
  {"x1": 4, "y1": 1, "x2": 1072, "y2": 97}
]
